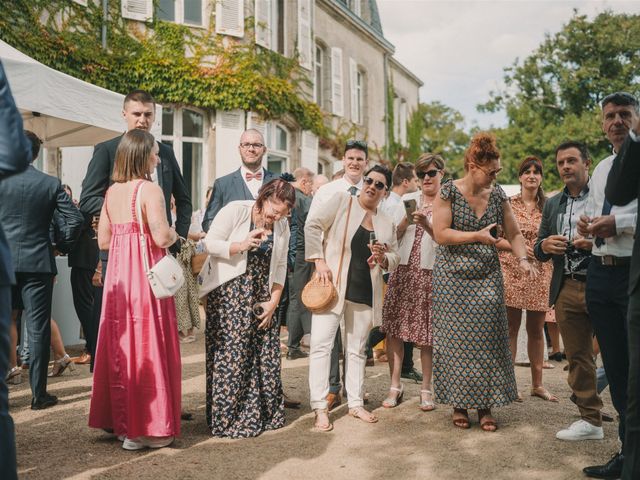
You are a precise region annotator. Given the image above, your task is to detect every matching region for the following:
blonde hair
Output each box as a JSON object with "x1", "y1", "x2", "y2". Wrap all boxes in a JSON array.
[{"x1": 112, "y1": 130, "x2": 156, "y2": 183}]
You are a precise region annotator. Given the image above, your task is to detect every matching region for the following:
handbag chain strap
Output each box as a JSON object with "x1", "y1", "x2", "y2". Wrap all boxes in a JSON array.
[
  {"x1": 134, "y1": 182, "x2": 152, "y2": 275},
  {"x1": 333, "y1": 195, "x2": 353, "y2": 290}
]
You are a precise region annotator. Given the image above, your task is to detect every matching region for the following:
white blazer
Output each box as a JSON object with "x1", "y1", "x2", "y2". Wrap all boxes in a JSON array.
[
  {"x1": 397, "y1": 191, "x2": 437, "y2": 270},
  {"x1": 305, "y1": 191, "x2": 400, "y2": 327},
  {"x1": 197, "y1": 200, "x2": 290, "y2": 298}
]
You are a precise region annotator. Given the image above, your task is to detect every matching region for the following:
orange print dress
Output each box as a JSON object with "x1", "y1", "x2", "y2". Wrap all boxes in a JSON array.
[{"x1": 499, "y1": 194, "x2": 553, "y2": 312}]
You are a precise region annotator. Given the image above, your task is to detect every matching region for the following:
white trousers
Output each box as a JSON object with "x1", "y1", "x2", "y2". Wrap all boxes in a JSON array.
[{"x1": 309, "y1": 301, "x2": 373, "y2": 409}]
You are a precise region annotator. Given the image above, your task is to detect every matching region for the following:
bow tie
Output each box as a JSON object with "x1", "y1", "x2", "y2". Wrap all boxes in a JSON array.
[{"x1": 245, "y1": 171, "x2": 263, "y2": 181}]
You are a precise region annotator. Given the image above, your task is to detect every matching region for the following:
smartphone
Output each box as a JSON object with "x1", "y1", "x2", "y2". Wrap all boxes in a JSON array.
[{"x1": 403, "y1": 199, "x2": 417, "y2": 225}]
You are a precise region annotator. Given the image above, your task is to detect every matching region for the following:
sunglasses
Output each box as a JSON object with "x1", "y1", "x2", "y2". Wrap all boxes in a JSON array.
[
  {"x1": 417, "y1": 169, "x2": 441, "y2": 179},
  {"x1": 601, "y1": 91, "x2": 639, "y2": 108},
  {"x1": 473, "y1": 163, "x2": 502, "y2": 178},
  {"x1": 363, "y1": 176, "x2": 387, "y2": 191}
]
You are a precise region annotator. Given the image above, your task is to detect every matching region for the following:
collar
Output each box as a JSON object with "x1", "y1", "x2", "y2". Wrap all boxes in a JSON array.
[
  {"x1": 562, "y1": 181, "x2": 590, "y2": 200},
  {"x1": 342, "y1": 176, "x2": 364, "y2": 190}
]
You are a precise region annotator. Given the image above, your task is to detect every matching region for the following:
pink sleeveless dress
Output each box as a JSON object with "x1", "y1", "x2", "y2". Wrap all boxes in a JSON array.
[{"x1": 88, "y1": 180, "x2": 181, "y2": 438}]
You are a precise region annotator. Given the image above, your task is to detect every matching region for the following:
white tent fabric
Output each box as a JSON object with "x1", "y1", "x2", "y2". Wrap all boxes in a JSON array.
[{"x1": 0, "y1": 39, "x2": 161, "y2": 147}]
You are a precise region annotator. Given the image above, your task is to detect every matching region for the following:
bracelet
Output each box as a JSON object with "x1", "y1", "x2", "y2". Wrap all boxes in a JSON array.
[{"x1": 518, "y1": 256, "x2": 528, "y2": 262}]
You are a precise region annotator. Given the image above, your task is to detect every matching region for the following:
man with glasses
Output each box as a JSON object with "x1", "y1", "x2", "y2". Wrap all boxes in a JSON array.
[
  {"x1": 307, "y1": 139, "x2": 369, "y2": 411},
  {"x1": 605, "y1": 93, "x2": 640, "y2": 480},
  {"x1": 535, "y1": 141, "x2": 604, "y2": 442},
  {"x1": 201, "y1": 129, "x2": 276, "y2": 232},
  {"x1": 576, "y1": 92, "x2": 639, "y2": 479}
]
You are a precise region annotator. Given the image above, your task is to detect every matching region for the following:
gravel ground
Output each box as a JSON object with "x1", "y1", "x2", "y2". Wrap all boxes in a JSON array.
[{"x1": 10, "y1": 332, "x2": 618, "y2": 480}]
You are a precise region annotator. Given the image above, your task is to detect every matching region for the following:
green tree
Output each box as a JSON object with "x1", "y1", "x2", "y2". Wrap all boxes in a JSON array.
[
  {"x1": 407, "y1": 101, "x2": 470, "y2": 177},
  {"x1": 480, "y1": 10, "x2": 640, "y2": 190}
]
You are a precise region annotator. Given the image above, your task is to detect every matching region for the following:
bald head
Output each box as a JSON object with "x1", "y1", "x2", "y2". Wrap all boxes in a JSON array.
[
  {"x1": 312, "y1": 174, "x2": 329, "y2": 195},
  {"x1": 238, "y1": 129, "x2": 266, "y2": 171},
  {"x1": 292, "y1": 167, "x2": 314, "y2": 195}
]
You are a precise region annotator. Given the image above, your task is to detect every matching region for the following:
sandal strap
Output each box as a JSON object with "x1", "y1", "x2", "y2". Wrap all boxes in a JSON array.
[
  {"x1": 389, "y1": 386, "x2": 403, "y2": 393},
  {"x1": 420, "y1": 389, "x2": 433, "y2": 394}
]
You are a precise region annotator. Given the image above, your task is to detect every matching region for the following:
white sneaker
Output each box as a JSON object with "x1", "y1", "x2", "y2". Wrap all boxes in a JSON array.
[
  {"x1": 556, "y1": 420, "x2": 604, "y2": 441},
  {"x1": 122, "y1": 437, "x2": 145, "y2": 450}
]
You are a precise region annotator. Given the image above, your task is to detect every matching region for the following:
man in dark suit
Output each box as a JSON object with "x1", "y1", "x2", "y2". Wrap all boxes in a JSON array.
[
  {"x1": 201, "y1": 128, "x2": 276, "y2": 232},
  {"x1": 79, "y1": 90, "x2": 192, "y2": 369},
  {"x1": 286, "y1": 167, "x2": 314, "y2": 360},
  {"x1": 0, "y1": 131, "x2": 83, "y2": 411},
  {"x1": 605, "y1": 104, "x2": 640, "y2": 480},
  {"x1": 0, "y1": 60, "x2": 31, "y2": 480},
  {"x1": 578, "y1": 92, "x2": 639, "y2": 479},
  {"x1": 535, "y1": 141, "x2": 604, "y2": 441}
]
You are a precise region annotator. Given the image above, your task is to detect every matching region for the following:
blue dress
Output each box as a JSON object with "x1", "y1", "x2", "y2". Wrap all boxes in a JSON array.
[{"x1": 431, "y1": 179, "x2": 517, "y2": 409}]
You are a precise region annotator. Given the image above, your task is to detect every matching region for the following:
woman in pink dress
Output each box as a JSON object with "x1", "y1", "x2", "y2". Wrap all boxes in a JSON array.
[{"x1": 88, "y1": 130, "x2": 182, "y2": 450}]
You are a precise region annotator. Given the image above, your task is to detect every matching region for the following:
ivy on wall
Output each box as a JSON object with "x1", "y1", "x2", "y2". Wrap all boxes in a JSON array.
[{"x1": 0, "y1": 0, "x2": 327, "y2": 135}]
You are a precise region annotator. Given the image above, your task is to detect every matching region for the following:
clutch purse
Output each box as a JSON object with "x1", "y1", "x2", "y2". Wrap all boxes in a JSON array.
[
  {"x1": 301, "y1": 277, "x2": 338, "y2": 313},
  {"x1": 301, "y1": 195, "x2": 353, "y2": 314},
  {"x1": 136, "y1": 183, "x2": 185, "y2": 299}
]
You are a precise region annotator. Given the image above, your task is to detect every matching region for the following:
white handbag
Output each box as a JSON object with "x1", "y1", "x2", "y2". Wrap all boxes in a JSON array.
[{"x1": 136, "y1": 183, "x2": 185, "y2": 299}]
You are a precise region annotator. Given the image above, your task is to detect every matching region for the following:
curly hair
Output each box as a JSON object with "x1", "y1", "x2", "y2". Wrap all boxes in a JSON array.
[{"x1": 464, "y1": 132, "x2": 500, "y2": 171}]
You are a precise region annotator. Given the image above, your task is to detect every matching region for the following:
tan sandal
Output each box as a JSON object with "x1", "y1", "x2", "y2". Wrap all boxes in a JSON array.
[
  {"x1": 419, "y1": 389, "x2": 436, "y2": 411},
  {"x1": 382, "y1": 385, "x2": 404, "y2": 408},
  {"x1": 531, "y1": 387, "x2": 559, "y2": 402},
  {"x1": 313, "y1": 409, "x2": 333, "y2": 432},
  {"x1": 452, "y1": 408, "x2": 470, "y2": 429},
  {"x1": 349, "y1": 406, "x2": 378, "y2": 423},
  {"x1": 478, "y1": 409, "x2": 498, "y2": 432}
]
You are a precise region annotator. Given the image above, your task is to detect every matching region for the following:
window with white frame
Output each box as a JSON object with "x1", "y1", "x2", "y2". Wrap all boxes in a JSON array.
[
  {"x1": 350, "y1": 0, "x2": 361, "y2": 16},
  {"x1": 314, "y1": 44, "x2": 324, "y2": 106},
  {"x1": 355, "y1": 69, "x2": 364, "y2": 124},
  {"x1": 156, "y1": 0, "x2": 204, "y2": 26},
  {"x1": 266, "y1": 124, "x2": 289, "y2": 174},
  {"x1": 161, "y1": 106, "x2": 206, "y2": 209}
]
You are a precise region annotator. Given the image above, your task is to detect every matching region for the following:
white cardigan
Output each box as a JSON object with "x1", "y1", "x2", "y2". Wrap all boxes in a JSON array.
[
  {"x1": 197, "y1": 200, "x2": 290, "y2": 298},
  {"x1": 397, "y1": 191, "x2": 437, "y2": 270},
  {"x1": 305, "y1": 191, "x2": 400, "y2": 327}
]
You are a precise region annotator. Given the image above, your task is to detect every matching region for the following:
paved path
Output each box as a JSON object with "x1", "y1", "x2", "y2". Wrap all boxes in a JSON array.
[{"x1": 10, "y1": 335, "x2": 618, "y2": 479}]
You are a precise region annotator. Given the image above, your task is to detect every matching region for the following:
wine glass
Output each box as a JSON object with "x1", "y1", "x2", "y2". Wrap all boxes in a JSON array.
[
  {"x1": 583, "y1": 205, "x2": 596, "y2": 239},
  {"x1": 369, "y1": 231, "x2": 378, "y2": 246},
  {"x1": 556, "y1": 213, "x2": 565, "y2": 237}
]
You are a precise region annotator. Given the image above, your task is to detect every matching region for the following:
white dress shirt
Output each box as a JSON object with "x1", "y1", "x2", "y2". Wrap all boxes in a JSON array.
[
  {"x1": 240, "y1": 165, "x2": 263, "y2": 199},
  {"x1": 587, "y1": 153, "x2": 637, "y2": 257},
  {"x1": 308, "y1": 176, "x2": 364, "y2": 218},
  {"x1": 379, "y1": 191, "x2": 406, "y2": 226}
]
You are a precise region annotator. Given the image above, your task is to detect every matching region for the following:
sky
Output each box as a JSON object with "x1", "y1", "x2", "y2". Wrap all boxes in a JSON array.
[{"x1": 377, "y1": 0, "x2": 640, "y2": 129}]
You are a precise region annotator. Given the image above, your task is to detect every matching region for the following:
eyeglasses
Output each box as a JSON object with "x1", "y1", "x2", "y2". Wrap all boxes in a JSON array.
[
  {"x1": 417, "y1": 169, "x2": 441, "y2": 179},
  {"x1": 601, "y1": 91, "x2": 639, "y2": 108},
  {"x1": 363, "y1": 176, "x2": 387, "y2": 191},
  {"x1": 265, "y1": 199, "x2": 290, "y2": 220},
  {"x1": 240, "y1": 142, "x2": 264, "y2": 150},
  {"x1": 473, "y1": 163, "x2": 502, "y2": 178}
]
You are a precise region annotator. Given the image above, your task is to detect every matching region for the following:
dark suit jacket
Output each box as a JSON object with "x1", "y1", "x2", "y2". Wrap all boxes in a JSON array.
[
  {"x1": 606, "y1": 135, "x2": 640, "y2": 293},
  {"x1": 0, "y1": 62, "x2": 31, "y2": 286},
  {"x1": 201, "y1": 167, "x2": 276, "y2": 232},
  {"x1": 534, "y1": 190, "x2": 569, "y2": 306},
  {"x1": 79, "y1": 135, "x2": 192, "y2": 238},
  {"x1": 0, "y1": 166, "x2": 83, "y2": 275}
]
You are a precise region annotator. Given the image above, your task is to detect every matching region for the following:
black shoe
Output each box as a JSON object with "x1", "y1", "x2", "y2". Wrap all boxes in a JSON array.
[
  {"x1": 401, "y1": 368, "x2": 423, "y2": 383},
  {"x1": 583, "y1": 452, "x2": 623, "y2": 479},
  {"x1": 31, "y1": 393, "x2": 58, "y2": 410},
  {"x1": 549, "y1": 351, "x2": 563, "y2": 362},
  {"x1": 286, "y1": 349, "x2": 309, "y2": 360}
]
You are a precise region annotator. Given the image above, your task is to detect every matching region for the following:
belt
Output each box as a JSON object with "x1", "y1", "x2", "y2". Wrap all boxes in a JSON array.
[
  {"x1": 564, "y1": 273, "x2": 587, "y2": 282},
  {"x1": 593, "y1": 255, "x2": 631, "y2": 266}
]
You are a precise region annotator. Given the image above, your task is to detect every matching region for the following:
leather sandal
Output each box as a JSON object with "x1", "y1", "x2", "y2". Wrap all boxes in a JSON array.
[
  {"x1": 531, "y1": 386, "x2": 559, "y2": 402},
  {"x1": 478, "y1": 409, "x2": 498, "y2": 432},
  {"x1": 349, "y1": 406, "x2": 378, "y2": 423},
  {"x1": 419, "y1": 389, "x2": 436, "y2": 411},
  {"x1": 452, "y1": 408, "x2": 470, "y2": 429},
  {"x1": 382, "y1": 385, "x2": 404, "y2": 408},
  {"x1": 313, "y1": 409, "x2": 333, "y2": 432},
  {"x1": 48, "y1": 354, "x2": 75, "y2": 377}
]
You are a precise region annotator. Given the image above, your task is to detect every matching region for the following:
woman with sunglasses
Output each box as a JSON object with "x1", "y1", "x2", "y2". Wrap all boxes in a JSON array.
[
  {"x1": 381, "y1": 153, "x2": 445, "y2": 411},
  {"x1": 199, "y1": 178, "x2": 295, "y2": 438},
  {"x1": 497, "y1": 156, "x2": 558, "y2": 402},
  {"x1": 306, "y1": 165, "x2": 400, "y2": 431},
  {"x1": 432, "y1": 132, "x2": 536, "y2": 432}
]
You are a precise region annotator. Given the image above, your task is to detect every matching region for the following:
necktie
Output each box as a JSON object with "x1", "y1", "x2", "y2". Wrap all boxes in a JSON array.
[
  {"x1": 245, "y1": 171, "x2": 263, "y2": 181},
  {"x1": 348, "y1": 186, "x2": 358, "y2": 196},
  {"x1": 594, "y1": 198, "x2": 612, "y2": 247}
]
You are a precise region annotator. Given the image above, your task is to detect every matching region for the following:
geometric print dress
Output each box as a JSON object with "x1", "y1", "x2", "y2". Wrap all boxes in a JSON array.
[
  {"x1": 431, "y1": 179, "x2": 518, "y2": 409},
  {"x1": 205, "y1": 235, "x2": 285, "y2": 438}
]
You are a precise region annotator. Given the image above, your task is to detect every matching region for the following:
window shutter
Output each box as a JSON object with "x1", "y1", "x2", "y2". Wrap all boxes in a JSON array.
[
  {"x1": 121, "y1": 0, "x2": 153, "y2": 21},
  {"x1": 255, "y1": 0, "x2": 271, "y2": 48},
  {"x1": 349, "y1": 58, "x2": 358, "y2": 123},
  {"x1": 330, "y1": 47, "x2": 343, "y2": 117},
  {"x1": 215, "y1": 0, "x2": 245, "y2": 38},
  {"x1": 215, "y1": 110, "x2": 246, "y2": 178},
  {"x1": 300, "y1": 131, "x2": 318, "y2": 172},
  {"x1": 298, "y1": 0, "x2": 312, "y2": 70}
]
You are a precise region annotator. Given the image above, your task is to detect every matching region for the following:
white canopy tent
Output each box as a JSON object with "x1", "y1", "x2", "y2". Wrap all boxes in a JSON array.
[{"x1": 0, "y1": 39, "x2": 161, "y2": 147}]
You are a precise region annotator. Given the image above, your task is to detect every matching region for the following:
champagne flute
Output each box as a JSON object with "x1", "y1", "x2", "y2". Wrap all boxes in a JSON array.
[
  {"x1": 556, "y1": 213, "x2": 565, "y2": 237},
  {"x1": 369, "y1": 231, "x2": 378, "y2": 246},
  {"x1": 583, "y1": 205, "x2": 595, "y2": 240}
]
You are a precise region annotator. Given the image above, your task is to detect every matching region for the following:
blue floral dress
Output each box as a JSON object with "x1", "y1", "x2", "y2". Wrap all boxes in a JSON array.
[
  {"x1": 431, "y1": 179, "x2": 517, "y2": 409},
  {"x1": 205, "y1": 235, "x2": 285, "y2": 438}
]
